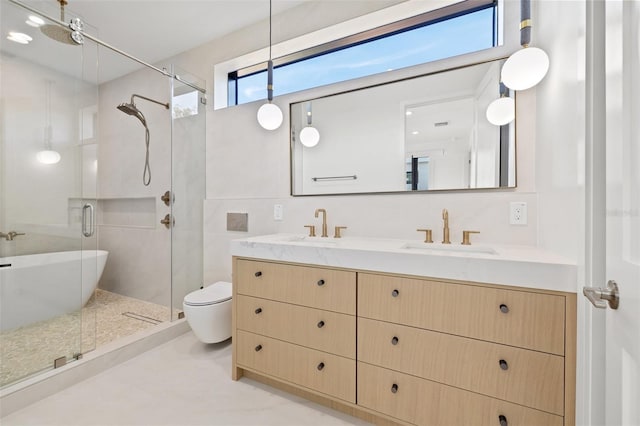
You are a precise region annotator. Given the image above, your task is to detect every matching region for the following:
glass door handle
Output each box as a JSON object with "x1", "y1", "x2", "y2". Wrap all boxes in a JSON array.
[
  {"x1": 583, "y1": 280, "x2": 619, "y2": 309},
  {"x1": 82, "y1": 203, "x2": 94, "y2": 237}
]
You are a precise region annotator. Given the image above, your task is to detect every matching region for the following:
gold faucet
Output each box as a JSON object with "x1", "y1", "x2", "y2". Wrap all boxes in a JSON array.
[
  {"x1": 442, "y1": 209, "x2": 450, "y2": 244},
  {"x1": 315, "y1": 208, "x2": 328, "y2": 237},
  {"x1": 461, "y1": 230, "x2": 480, "y2": 245},
  {"x1": 1, "y1": 231, "x2": 25, "y2": 241}
]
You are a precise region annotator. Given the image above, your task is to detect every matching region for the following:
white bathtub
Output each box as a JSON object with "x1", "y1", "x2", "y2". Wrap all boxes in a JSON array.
[{"x1": 0, "y1": 250, "x2": 108, "y2": 332}]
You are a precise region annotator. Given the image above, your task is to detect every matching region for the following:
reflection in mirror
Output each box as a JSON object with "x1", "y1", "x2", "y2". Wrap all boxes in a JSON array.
[{"x1": 290, "y1": 59, "x2": 516, "y2": 196}]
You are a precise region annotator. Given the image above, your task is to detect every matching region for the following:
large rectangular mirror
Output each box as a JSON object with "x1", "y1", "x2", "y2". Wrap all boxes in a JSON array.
[{"x1": 290, "y1": 59, "x2": 516, "y2": 196}]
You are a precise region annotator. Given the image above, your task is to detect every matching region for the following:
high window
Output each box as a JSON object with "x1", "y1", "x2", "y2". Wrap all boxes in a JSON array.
[{"x1": 228, "y1": 0, "x2": 498, "y2": 106}]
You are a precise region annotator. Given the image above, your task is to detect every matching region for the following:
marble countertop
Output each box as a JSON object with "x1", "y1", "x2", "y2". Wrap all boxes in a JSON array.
[{"x1": 230, "y1": 234, "x2": 578, "y2": 293}]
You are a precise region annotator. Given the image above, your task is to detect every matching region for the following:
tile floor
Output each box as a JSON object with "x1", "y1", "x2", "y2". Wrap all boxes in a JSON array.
[
  {"x1": 1, "y1": 290, "x2": 173, "y2": 387},
  {"x1": 1, "y1": 331, "x2": 371, "y2": 426}
]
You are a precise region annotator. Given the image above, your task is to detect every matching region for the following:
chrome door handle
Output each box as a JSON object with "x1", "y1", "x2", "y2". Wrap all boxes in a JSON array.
[
  {"x1": 583, "y1": 280, "x2": 619, "y2": 309},
  {"x1": 82, "y1": 203, "x2": 94, "y2": 237}
]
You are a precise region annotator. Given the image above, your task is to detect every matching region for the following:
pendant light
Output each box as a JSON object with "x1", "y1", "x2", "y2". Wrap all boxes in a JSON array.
[
  {"x1": 486, "y1": 82, "x2": 515, "y2": 126},
  {"x1": 256, "y1": 0, "x2": 283, "y2": 130},
  {"x1": 501, "y1": 0, "x2": 549, "y2": 91},
  {"x1": 37, "y1": 80, "x2": 61, "y2": 164},
  {"x1": 299, "y1": 102, "x2": 320, "y2": 147}
]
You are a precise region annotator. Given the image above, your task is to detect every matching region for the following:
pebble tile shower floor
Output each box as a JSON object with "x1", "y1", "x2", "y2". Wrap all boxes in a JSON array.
[{"x1": 1, "y1": 289, "x2": 173, "y2": 387}]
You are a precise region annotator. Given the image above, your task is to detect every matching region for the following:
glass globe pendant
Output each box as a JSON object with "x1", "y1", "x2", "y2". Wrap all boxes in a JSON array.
[{"x1": 257, "y1": 0, "x2": 283, "y2": 131}]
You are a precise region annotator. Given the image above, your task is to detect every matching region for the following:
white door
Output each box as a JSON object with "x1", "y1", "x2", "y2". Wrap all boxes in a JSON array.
[{"x1": 584, "y1": 1, "x2": 640, "y2": 425}]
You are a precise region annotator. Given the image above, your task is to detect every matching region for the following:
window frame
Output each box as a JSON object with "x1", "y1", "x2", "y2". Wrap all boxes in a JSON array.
[
  {"x1": 213, "y1": 0, "x2": 519, "y2": 110},
  {"x1": 228, "y1": 0, "x2": 498, "y2": 106}
]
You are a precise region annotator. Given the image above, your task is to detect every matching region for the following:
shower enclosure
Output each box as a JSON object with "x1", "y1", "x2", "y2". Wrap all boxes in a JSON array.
[{"x1": 0, "y1": 0, "x2": 205, "y2": 389}]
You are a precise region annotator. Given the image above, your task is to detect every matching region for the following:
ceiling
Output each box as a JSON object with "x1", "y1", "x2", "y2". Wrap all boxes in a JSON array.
[{"x1": 2, "y1": 0, "x2": 311, "y2": 84}]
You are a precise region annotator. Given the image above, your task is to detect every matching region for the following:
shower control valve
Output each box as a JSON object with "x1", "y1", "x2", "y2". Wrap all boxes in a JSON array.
[{"x1": 160, "y1": 214, "x2": 175, "y2": 229}]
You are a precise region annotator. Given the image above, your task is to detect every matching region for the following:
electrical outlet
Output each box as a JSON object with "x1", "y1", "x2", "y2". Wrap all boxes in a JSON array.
[
  {"x1": 510, "y1": 202, "x2": 527, "y2": 225},
  {"x1": 273, "y1": 204, "x2": 284, "y2": 221}
]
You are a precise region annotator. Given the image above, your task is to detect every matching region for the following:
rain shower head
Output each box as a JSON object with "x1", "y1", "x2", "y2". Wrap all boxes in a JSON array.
[
  {"x1": 40, "y1": 25, "x2": 74, "y2": 45},
  {"x1": 40, "y1": 0, "x2": 76, "y2": 45}
]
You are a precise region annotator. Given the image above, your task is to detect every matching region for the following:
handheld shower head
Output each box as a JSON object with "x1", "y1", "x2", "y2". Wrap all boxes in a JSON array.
[
  {"x1": 116, "y1": 93, "x2": 168, "y2": 187},
  {"x1": 117, "y1": 102, "x2": 147, "y2": 127}
]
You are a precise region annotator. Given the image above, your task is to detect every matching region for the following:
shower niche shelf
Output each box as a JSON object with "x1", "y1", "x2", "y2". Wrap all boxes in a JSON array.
[{"x1": 97, "y1": 197, "x2": 157, "y2": 229}]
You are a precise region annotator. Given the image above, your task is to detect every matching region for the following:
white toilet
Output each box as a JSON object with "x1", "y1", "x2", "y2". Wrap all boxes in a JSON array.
[{"x1": 183, "y1": 281, "x2": 232, "y2": 343}]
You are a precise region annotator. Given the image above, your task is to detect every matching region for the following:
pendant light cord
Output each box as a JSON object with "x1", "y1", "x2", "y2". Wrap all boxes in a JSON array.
[
  {"x1": 45, "y1": 80, "x2": 52, "y2": 150},
  {"x1": 269, "y1": 0, "x2": 272, "y2": 61},
  {"x1": 266, "y1": 0, "x2": 274, "y2": 102}
]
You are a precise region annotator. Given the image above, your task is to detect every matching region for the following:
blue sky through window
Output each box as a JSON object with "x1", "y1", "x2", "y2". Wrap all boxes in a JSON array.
[{"x1": 235, "y1": 7, "x2": 495, "y2": 105}]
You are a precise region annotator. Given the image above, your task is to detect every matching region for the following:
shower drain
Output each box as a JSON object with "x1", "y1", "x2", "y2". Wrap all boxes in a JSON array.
[{"x1": 122, "y1": 312, "x2": 162, "y2": 325}]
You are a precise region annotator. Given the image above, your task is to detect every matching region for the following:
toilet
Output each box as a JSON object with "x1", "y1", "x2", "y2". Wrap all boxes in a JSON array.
[{"x1": 183, "y1": 281, "x2": 232, "y2": 343}]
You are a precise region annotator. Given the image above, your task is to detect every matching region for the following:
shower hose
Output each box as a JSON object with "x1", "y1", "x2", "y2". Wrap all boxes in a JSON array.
[{"x1": 143, "y1": 126, "x2": 151, "y2": 186}]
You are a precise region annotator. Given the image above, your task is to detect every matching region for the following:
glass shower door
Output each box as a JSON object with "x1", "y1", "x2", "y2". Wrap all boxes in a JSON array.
[
  {"x1": 170, "y1": 66, "x2": 205, "y2": 318},
  {"x1": 0, "y1": 0, "x2": 98, "y2": 387}
]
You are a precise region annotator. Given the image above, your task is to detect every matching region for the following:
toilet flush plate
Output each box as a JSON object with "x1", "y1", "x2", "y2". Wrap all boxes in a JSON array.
[{"x1": 227, "y1": 212, "x2": 248, "y2": 232}]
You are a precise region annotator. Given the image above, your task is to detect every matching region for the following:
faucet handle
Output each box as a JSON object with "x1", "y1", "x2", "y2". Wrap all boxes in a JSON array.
[
  {"x1": 461, "y1": 230, "x2": 480, "y2": 245},
  {"x1": 304, "y1": 225, "x2": 316, "y2": 237},
  {"x1": 334, "y1": 226, "x2": 347, "y2": 238},
  {"x1": 417, "y1": 229, "x2": 433, "y2": 243},
  {"x1": 4, "y1": 231, "x2": 25, "y2": 241}
]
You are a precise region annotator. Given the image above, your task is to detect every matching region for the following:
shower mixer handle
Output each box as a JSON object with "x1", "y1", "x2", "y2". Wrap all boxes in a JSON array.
[
  {"x1": 160, "y1": 214, "x2": 175, "y2": 229},
  {"x1": 161, "y1": 190, "x2": 173, "y2": 207}
]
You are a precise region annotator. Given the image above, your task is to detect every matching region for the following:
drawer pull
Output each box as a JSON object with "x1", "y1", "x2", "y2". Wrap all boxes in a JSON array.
[
  {"x1": 391, "y1": 289, "x2": 400, "y2": 297},
  {"x1": 499, "y1": 359, "x2": 509, "y2": 370},
  {"x1": 254, "y1": 308, "x2": 262, "y2": 314},
  {"x1": 317, "y1": 320, "x2": 325, "y2": 328},
  {"x1": 499, "y1": 304, "x2": 509, "y2": 313},
  {"x1": 391, "y1": 336, "x2": 399, "y2": 345},
  {"x1": 391, "y1": 383, "x2": 399, "y2": 393},
  {"x1": 317, "y1": 279, "x2": 325, "y2": 286},
  {"x1": 499, "y1": 415, "x2": 508, "y2": 426},
  {"x1": 254, "y1": 271, "x2": 262, "y2": 277},
  {"x1": 254, "y1": 344, "x2": 262, "y2": 352},
  {"x1": 317, "y1": 362, "x2": 325, "y2": 371}
]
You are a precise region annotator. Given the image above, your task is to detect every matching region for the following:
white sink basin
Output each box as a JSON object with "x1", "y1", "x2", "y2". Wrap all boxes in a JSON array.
[
  {"x1": 400, "y1": 242, "x2": 497, "y2": 255},
  {"x1": 264, "y1": 235, "x2": 339, "y2": 246}
]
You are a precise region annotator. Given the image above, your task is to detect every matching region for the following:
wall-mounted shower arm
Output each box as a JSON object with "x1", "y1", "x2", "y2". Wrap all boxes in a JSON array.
[{"x1": 131, "y1": 94, "x2": 169, "y2": 110}]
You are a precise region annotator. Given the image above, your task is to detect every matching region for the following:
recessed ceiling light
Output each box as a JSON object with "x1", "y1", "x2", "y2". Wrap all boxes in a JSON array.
[
  {"x1": 7, "y1": 32, "x2": 32, "y2": 44},
  {"x1": 26, "y1": 15, "x2": 45, "y2": 27},
  {"x1": 406, "y1": 111, "x2": 413, "y2": 116},
  {"x1": 412, "y1": 131, "x2": 419, "y2": 135}
]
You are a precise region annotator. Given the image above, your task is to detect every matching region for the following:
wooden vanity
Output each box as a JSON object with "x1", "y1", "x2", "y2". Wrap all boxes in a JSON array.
[{"x1": 231, "y1": 256, "x2": 576, "y2": 426}]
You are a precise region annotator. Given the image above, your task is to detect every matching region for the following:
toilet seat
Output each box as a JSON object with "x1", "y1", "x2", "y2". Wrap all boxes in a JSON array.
[{"x1": 184, "y1": 281, "x2": 232, "y2": 306}]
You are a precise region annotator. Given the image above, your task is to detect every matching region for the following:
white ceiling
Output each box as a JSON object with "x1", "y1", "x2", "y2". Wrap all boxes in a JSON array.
[{"x1": 3, "y1": 0, "x2": 311, "y2": 84}]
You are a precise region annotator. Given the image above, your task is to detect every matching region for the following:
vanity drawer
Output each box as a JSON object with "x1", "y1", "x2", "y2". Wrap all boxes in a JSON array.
[
  {"x1": 357, "y1": 362, "x2": 564, "y2": 426},
  {"x1": 236, "y1": 259, "x2": 356, "y2": 314},
  {"x1": 358, "y1": 273, "x2": 565, "y2": 355},
  {"x1": 357, "y1": 318, "x2": 564, "y2": 415},
  {"x1": 236, "y1": 295, "x2": 356, "y2": 358},
  {"x1": 236, "y1": 330, "x2": 355, "y2": 403}
]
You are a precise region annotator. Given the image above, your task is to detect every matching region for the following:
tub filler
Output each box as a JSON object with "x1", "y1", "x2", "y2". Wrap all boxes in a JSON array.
[{"x1": 0, "y1": 250, "x2": 108, "y2": 332}]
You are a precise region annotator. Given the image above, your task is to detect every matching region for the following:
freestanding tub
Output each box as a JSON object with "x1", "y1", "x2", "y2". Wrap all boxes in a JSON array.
[{"x1": 0, "y1": 250, "x2": 108, "y2": 332}]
